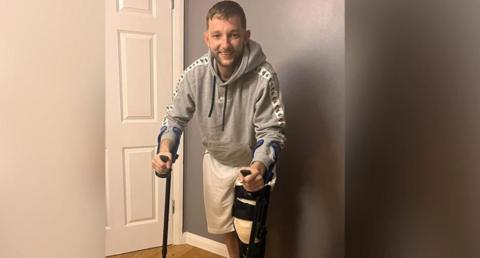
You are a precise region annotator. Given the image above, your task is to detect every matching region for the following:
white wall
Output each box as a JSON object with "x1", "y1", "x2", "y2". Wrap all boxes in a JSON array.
[{"x1": 0, "y1": 1, "x2": 105, "y2": 257}]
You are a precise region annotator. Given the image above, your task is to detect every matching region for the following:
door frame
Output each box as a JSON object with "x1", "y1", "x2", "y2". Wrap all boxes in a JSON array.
[{"x1": 171, "y1": 0, "x2": 185, "y2": 245}]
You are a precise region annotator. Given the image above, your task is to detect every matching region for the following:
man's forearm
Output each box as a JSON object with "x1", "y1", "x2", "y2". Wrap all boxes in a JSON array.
[
  {"x1": 159, "y1": 139, "x2": 172, "y2": 153},
  {"x1": 251, "y1": 161, "x2": 266, "y2": 175}
]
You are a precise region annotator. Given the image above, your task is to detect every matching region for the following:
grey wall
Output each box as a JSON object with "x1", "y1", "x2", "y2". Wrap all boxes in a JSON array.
[
  {"x1": 184, "y1": 1, "x2": 344, "y2": 257},
  {"x1": 347, "y1": 1, "x2": 480, "y2": 258},
  {"x1": 0, "y1": 1, "x2": 105, "y2": 257}
]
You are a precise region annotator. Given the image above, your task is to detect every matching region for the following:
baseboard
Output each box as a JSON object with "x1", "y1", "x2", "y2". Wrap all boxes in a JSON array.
[{"x1": 182, "y1": 232, "x2": 229, "y2": 257}]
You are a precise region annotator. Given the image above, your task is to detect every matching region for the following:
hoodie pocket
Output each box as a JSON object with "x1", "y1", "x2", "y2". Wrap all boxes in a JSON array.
[{"x1": 205, "y1": 140, "x2": 252, "y2": 167}]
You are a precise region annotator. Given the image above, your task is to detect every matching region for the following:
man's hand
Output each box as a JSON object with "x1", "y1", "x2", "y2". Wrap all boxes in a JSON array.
[
  {"x1": 151, "y1": 152, "x2": 172, "y2": 174},
  {"x1": 239, "y1": 161, "x2": 266, "y2": 192},
  {"x1": 151, "y1": 139, "x2": 173, "y2": 174}
]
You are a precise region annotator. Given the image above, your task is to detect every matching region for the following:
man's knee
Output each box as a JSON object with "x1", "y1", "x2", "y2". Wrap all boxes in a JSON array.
[
  {"x1": 232, "y1": 184, "x2": 269, "y2": 258},
  {"x1": 233, "y1": 198, "x2": 256, "y2": 244}
]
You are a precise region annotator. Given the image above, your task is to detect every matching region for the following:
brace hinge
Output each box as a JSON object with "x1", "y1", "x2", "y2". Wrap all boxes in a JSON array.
[{"x1": 172, "y1": 200, "x2": 175, "y2": 214}]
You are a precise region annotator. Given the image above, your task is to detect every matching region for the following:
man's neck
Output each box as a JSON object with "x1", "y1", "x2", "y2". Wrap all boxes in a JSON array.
[
  {"x1": 218, "y1": 66, "x2": 234, "y2": 81},
  {"x1": 216, "y1": 57, "x2": 242, "y2": 81}
]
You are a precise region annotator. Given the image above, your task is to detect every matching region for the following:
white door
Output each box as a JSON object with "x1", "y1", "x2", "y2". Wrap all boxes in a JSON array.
[{"x1": 105, "y1": 0, "x2": 179, "y2": 255}]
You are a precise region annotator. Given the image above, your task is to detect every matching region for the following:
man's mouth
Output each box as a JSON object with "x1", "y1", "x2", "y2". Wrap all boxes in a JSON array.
[{"x1": 219, "y1": 51, "x2": 233, "y2": 57}]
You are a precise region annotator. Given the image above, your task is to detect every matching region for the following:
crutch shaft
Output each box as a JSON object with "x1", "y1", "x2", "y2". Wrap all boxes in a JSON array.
[{"x1": 162, "y1": 174, "x2": 171, "y2": 258}]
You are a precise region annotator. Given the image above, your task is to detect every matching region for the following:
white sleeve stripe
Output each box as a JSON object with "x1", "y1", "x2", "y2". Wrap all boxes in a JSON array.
[
  {"x1": 257, "y1": 69, "x2": 285, "y2": 126},
  {"x1": 173, "y1": 56, "x2": 209, "y2": 98}
]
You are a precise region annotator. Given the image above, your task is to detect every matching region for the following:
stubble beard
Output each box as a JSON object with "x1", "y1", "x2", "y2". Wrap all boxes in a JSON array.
[{"x1": 213, "y1": 46, "x2": 244, "y2": 72}]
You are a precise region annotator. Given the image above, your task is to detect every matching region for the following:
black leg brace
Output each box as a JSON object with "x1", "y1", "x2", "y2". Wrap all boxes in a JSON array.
[
  {"x1": 234, "y1": 140, "x2": 280, "y2": 258},
  {"x1": 233, "y1": 185, "x2": 271, "y2": 258}
]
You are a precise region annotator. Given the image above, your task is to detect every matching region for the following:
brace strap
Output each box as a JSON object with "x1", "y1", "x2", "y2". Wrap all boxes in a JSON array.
[
  {"x1": 235, "y1": 185, "x2": 263, "y2": 200},
  {"x1": 233, "y1": 200, "x2": 255, "y2": 221}
]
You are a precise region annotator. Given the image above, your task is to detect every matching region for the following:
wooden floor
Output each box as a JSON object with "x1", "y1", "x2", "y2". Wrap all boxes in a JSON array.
[{"x1": 107, "y1": 244, "x2": 225, "y2": 258}]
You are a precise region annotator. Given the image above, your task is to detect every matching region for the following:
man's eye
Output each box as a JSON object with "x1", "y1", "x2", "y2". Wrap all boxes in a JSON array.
[
  {"x1": 212, "y1": 34, "x2": 220, "y2": 38},
  {"x1": 231, "y1": 34, "x2": 239, "y2": 38}
]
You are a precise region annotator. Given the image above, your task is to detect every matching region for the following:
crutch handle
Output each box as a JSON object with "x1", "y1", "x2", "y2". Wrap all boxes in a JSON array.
[
  {"x1": 155, "y1": 155, "x2": 172, "y2": 178},
  {"x1": 240, "y1": 169, "x2": 252, "y2": 177}
]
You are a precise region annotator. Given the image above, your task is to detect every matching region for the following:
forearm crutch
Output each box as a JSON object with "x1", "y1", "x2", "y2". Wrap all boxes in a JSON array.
[{"x1": 154, "y1": 134, "x2": 173, "y2": 258}]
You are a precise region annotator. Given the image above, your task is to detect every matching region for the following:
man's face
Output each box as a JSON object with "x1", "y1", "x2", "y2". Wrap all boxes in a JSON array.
[{"x1": 204, "y1": 15, "x2": 250, "y2": 71}]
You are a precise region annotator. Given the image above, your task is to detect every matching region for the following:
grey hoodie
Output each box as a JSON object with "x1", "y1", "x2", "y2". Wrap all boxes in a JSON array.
[{"x1": 160, "y1": 40, "x2": 286, "y2": 169}]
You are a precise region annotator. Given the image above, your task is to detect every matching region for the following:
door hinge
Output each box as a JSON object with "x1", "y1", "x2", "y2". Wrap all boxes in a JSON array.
[
  {"x1": 170, "y1": 0, "x2": 174, "y2": 10},
  {"x1": 172, "y1": 200, "x2": 175, "y2": 214}
]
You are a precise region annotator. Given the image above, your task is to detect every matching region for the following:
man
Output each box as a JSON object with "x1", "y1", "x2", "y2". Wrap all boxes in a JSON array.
[{"x1": 151, "y1": 1, "x2": 286, "y2": 257}]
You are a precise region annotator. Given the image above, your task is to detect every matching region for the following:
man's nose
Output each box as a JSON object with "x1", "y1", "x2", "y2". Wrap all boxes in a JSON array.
[{"x1": 220, "y1": 36, "x2": 231, "y2": 48}]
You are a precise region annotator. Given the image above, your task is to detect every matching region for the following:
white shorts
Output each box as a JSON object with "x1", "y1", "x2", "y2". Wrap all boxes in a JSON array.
[{"x1": 202, "y1": 152, "x2": 241, "y2": 234}]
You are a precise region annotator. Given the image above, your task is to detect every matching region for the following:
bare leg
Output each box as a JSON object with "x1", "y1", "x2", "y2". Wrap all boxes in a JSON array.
[{"x1": 224, "y1": 231, "x2": 239, "y2": 258}]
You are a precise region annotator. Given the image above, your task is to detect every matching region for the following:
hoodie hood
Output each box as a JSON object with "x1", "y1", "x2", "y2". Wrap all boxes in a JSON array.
[
  {"x1": 208, "y1": 40, "x2": 266, "y2": 86},
  {"x1": 206, "y1": 40, "x2": 267, "y2": 132}
]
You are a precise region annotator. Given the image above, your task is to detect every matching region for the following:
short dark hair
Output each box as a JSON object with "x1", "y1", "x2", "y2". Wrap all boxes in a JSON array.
[{"x1": 206, "y1": 1, "x2": 246, "y2": 29}]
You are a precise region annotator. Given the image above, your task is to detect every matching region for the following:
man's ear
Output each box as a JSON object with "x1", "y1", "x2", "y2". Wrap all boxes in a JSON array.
[
  {"x1": 244, "y1": 30, "x2": 251, "y2": 41},
  {"x1": 203, "y1": 31, "x2": 209, "y2": 47}
]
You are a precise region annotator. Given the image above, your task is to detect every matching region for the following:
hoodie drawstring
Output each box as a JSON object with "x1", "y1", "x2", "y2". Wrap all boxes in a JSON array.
[
  {"x1": 208, "y1": 76, "x2": 216, "y2": 118},
  {"x1": 208, "y1": 75, "x2": 228, "y2": 131},
  {"x1": 222, "y1": 85, "x2": 228, "y2": 131}
]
